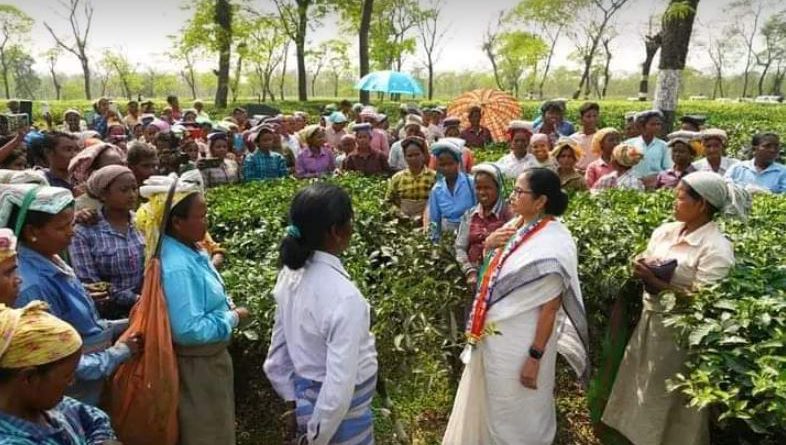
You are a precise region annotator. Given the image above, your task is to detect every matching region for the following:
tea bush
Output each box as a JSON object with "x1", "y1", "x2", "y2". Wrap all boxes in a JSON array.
[{"x1": 207, "y1": 176, "x2": 786, "y2": 444}]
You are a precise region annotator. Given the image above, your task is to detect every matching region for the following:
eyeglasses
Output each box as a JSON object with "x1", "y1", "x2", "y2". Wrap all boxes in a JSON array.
[{"x1": 511, "y1": 187, "x2": 536, "y2": 197}]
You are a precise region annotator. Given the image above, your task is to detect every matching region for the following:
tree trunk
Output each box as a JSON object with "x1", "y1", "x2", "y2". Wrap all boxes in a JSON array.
[
  {"x1": 280, "y1": 41, "x2": 289, "y2": 101},
  {"x1": 359, "y1": 0, "x2": 374, "y2": 104},
  {"x1": 601, "y1": 39, "x2": 612, "y2": 99},
  {"x1": 81, "y1": 58, "x2": 92, "y2": 100},
  {"x1": 295, "y1": 3, "x2": 308, "y2": 102},
  {"x1": 639, "y1": 32, "x2": 662, "y2": 101},
  {"x1": 427, "y1": 63, "x2": 434, "y2": 100},
  {"x1": 51, "y1": 68, "x2": 62, "y2": 101},
  {"x1": 757, "y1": 61, "x2": 771, "y2": 97},
  {"x1": 231, "y1": 52, "x2": 244, "y2": 104},
  {"x1": 538, "y1": 26, "x2": 563, "y2": 100},
  {"x1": 1, "y1": 53, "x2": 9, "y2": 100},
  {"x1": 333, "y1": 73, "x2": 339, "y2": 98},
  {"x1": 573, "y1": 54, "x2": 592, "y2": 100},
  {"x1": 214, "y1": 0, "x2": 232, "y2": 109},
  {"x1": 771, "y1": 65, "x2": 785, "y2": 95},
  {"x1": 653, "y1": 0, "x2": 700, "y2": 133}
]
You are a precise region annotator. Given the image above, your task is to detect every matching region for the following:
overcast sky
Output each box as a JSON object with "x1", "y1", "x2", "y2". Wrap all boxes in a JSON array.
[{"x1": 8, "y1": 0, "x2": 781, "y2": 77}]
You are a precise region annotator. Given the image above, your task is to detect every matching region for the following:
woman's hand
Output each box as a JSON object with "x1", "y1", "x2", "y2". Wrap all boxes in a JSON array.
[
  {"x1": 212, "y1": 253, "x2": 225, "y2": 269},
  {"x1": 121, "y1": 332, "x2": 144, "y2": 356},
  {"x1": 466, "y1": 270, "x2": 478, "y2": 288},
  {"x1": 75, "y1": 209, "x2": 100, "y2": 226},
  {"x1": 519, "y1": 357, "x2": 540, "y2": 389},
  {"x1": 234, "y1": 307, "x2": 250, "y2": 324},
  {"x1": 633, "y1": 258, "x2": 657, "y2": 283},
  {"x1": 483, "y1": 226, "x2": 516, "y2": 251}
]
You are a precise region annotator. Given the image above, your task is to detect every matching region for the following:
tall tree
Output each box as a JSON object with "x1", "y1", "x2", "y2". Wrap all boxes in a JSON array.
[
  {"x1": 482, "y1": 11, "x2": 505, "y2": 91},
  {"x1": 279, "y1": 40, "x2": 290, "y2": 100},
  {"x1": 369, "y1": 0, "x2": 422, "y2": 71},
  {"x1": 7, "y1": 46, "x2": 38, "y2": 99},
  {"x1": 417, "y1": 0, "x2": 447, "y2": 100},
  {"x1": 600, "y1": 36, "x2": 613, "y2": 98},
  {"x1": 44, "y1": 0, "x2": 94, "y2": 99},
  {"x1": 101, "y1": 49, "x2": 139, "y2": 100},
  {"x1": 508, "y1": 0, "x2": 585, "y2": 99},
  {"x1": 570, "y1": 0, "x2": 631, "y2": 100},
  {"x1": 638, "y1": 16, "x2": 662, "y2": 101},
  {"x1": 0, "y1": 5, "x2": 33, "y2": 99},
  {"x1": 245, "y1": 15, "x2": 288, "y2": 101},
  {"x1": 653, "y1": 0, "x2": 701, "y2": 132},
  {"x1": 727, "y1": 0, "x2": 767, "y2": 98},
  {"x1": 274, "y1": 0, "x2": 330, "y2": 101},
  {"x1": 214, "y1": 0, "x2": 232, "y2": 108},
  {"x1": 755, "y1": 12, "x2": 786, "y2": 96},
  {"x1": 169, "y1": 41, "x2": 200, "y2": 100},
  {"x1": 494, "y1": 31, "x2": 548, "y2": 98},
  {"x1": 359, "y1": 0, "x2": 374, "y2": 104},
  {"x1": 44, "y1": 47, "x2": 63, "y2": 100},
  {"x1": 324, "y1": 40, "x2": 351, "y2": 98},
  {"x1": 704, "y1": 24, "x2": 737, "y2": 99}
]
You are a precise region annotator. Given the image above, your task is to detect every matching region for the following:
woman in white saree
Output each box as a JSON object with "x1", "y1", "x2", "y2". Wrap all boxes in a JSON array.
[{"x1": 443, "y1": 167, "x2": 590, "y2": 445}]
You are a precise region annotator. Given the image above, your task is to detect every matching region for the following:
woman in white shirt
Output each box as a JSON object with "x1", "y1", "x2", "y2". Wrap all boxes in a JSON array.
[
  {"x1": 691, "y1": 128, "x2": 739, "y2": 175},
  {"x1": 264, "y1": 183, "x2": 378, "y2": 445}
]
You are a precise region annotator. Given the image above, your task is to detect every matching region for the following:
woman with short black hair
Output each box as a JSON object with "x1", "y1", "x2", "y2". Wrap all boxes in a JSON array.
[{"x1": 265, "y1": 183, "x2": 378, "y2": 445}]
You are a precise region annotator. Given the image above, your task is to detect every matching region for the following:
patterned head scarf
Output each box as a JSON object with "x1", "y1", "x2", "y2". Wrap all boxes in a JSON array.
[
  {"x1": 591, "y1": 127, "x2": 621, "y2": 155},
  {"x1": 507, "y1": 120, "x2": 534, "y2": 139},
  {"x1": 700, "y1": 128, "x2": 728, "y2": 144},
  {"x1": 551, "y1": 137, "x2": 584, "y2": 161},
  {"x1": 0, "y1": 184, "x2": 75, "y2": 236},
  {"x1": 86, "y1": 165, "x2": 135, "y2": 199},
  {"x1": 0, "y1": 170, "x2": 48, "y2": 186},
  {"x1": 298, "y1": 125, "x2": 323, "y2": 147},
  {"x1": 136, "y1": 173, "x2": 203, "y2": 259},
  {"x1": 612, "y1": 144, "x2": 643, "y2": 168},
  {"x1": 667, "y1": 130, "x2": 704, "y2": 156},
  {"x1": 530, "y1": 133, "x2": 550, "y2": 147},
  {"x1": 681, "y1": 172, "x2": 751, "y2": 219},
  {"x1": 68, "y1": 142, "x2": 125, "y2": 185},
  {"x1": 431, "y1": 139, "x2": 464, "y2": 165},
  {"x1": 471, "y1": 163, "x2": 508, "y2": 215},
  {"x1": 0, "y1": 301, "x2": 82, "y2": 369},
  {"x1": 0, "y1": 228, "x2": 16, "y2": 262}
]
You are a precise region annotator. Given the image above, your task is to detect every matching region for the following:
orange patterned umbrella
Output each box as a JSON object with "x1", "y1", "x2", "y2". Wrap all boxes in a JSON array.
[{"x1": 447, "y1": 89, "x2": 522, "y2": 143}]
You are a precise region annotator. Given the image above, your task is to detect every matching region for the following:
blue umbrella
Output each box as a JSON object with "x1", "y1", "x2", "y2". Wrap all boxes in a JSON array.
[{"x1": 355, "y1": 70, "x2": 424, "y2": 96}]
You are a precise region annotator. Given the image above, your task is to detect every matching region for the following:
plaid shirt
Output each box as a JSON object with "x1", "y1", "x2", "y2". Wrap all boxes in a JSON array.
[
  {"x1": 69, "y1": 212, "x2": 145, "y2": 307},
  {"x1": 0, "y1": 396, "x2": 117, "y2": 444},
  {"x1": 386, "y1": 168, "x2": 437, "y2": 204},
  {"x1": 243, "y1": 149, "x2": 289, "y2": 181}
]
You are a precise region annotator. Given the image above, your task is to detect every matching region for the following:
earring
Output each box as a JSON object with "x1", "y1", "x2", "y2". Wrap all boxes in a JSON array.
[{"x1": 30, "y1": 236, "x2": 37, "y2": 243}]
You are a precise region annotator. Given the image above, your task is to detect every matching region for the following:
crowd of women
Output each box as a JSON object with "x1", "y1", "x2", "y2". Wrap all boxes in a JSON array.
[{"x1": 0, "y1": 94, "x2": 782, "y2": 445}]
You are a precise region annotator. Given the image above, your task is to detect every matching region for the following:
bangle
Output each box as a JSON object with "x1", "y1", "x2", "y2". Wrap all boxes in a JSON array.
[{"x1": 529, "y1": 346, "x2": 544, "y2": 360}]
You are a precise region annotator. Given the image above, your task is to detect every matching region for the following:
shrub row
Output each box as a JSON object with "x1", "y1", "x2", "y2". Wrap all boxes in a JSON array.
[{"x1": 207, "y1": 175, "x2": 786, "y2": 443}]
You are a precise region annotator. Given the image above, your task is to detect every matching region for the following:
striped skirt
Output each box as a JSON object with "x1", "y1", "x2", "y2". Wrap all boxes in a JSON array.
[{"x1": 294, "y1": 374, "x2": 377, "y2": 445}]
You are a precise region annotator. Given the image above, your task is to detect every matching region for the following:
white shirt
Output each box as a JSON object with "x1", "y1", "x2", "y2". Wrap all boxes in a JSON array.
[
  {"x1": 264, "y1": 251, "x2": 378, "y2": 445},
  {"x1": 496, "y1": 152, "x2": 536, "y2": 179},
  {"x1": 692, "y1": 157, "x2": 739, "y2": 176},
  {"x1": 282, "y1": 134, "x2": 303, "y2": 156}
]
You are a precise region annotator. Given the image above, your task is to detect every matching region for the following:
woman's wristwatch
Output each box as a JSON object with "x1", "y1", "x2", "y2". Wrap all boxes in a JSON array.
[{"x1": 529, "y1": 346, "x2": 544, "y2": 360}]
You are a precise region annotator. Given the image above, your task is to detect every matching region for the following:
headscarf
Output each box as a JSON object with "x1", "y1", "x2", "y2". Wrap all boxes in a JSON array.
[
  {"x1": 86, "y1": 165, "x2": 134, "y2": 199},
  {"x1": 634, "y1": 109, "x2": 664, "y2": 125},
  {"x1": 682, "y1": 172, "x2": 751, "y2": 219},
  {"x1": 298, "y1": 124, "x2": 322, "y2": 147},
  {"x1": 63, "y1": 109, "x2": 81, "y2": 119},
  {"x1": 551, "y1": 137, "x2": 584, "y2": 160},
  {"x1": 667, "y1": 130, "x2": 704, "y2": 156},
  {"x1": 471, "y1": 162, "x2": 508, "y2": 215},
  {"x1": 530, "y1": 133, "x2": 550, "y2": 147},
  {"x1": 0, "y1": 184, "x2": 75, "y2": 235},
  {"x1": 590, "y1": 127, "x2": 621, "y2": 155},
  {"x1": 149, "y1": 119, "x2": 171, "y2": 134},
  {"x1": 431, "y1": 139, "x2": 463, "y2": 164},
  {"x1": 508, "y1": 120, "x2": 533, "y2": 139},
  {"x1": 68, "y1": 143, "x2": 124, "y2": 185},
  {"x1": 701, "y1": 128, "x2": 728, "y2": 144},
  {"x1": 612, "y1": 144, "x2": 643, "y2": 168},
  {"x1": 0, "y1": 301, "x2": 82, "y2": 369},
  {"x1": 0, "y1": 228, "x2": 16, "y2": 262},
  {"x1": 135, "y1": 173, "x2": 203, "y2": 259},
  {"x1": 0, "y1": 170, "x2": 48, "y2": 186}
]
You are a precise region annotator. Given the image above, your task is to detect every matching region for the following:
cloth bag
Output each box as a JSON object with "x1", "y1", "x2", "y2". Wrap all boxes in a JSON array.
[
  {"x1": 441, "y1": 352, "x2": 492, "y2": 445},
  {"x1": 105, "y1": 183, "x2": 180, "y2": 445}
]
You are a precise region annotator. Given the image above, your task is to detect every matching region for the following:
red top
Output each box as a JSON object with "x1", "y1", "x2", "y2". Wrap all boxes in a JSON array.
[{"x1": 460, "y1": 126, "x2": 494, "y2": 148}]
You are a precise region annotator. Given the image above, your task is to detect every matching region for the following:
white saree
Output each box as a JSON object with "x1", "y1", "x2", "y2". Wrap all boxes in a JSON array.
[{"x1": 443, "y1": 220, "x2": 589, "y2": 445}]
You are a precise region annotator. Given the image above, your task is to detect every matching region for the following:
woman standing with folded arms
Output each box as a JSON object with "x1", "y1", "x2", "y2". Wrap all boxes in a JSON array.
[{"x1": 265, "y1": 183, "x2": 378, "y2": 445}]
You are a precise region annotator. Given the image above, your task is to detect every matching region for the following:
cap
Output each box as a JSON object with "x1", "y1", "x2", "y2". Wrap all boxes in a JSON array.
[{"x1": 328, "y1": 111, "x2": 348, "y2": 124}]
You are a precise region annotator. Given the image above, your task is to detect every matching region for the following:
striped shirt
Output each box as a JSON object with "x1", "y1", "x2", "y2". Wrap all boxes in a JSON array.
[
  {"x1": 386, "y1": 168, "x2": 437, "y2": 204},
  {"x1": 69, "y1": 211, "x2": 145, "y2": 308},
  {"x1": 0, "y1": 396, "x2": 117, "y2": 444},
  {"x1": 243, "y1": 149, "x2": 289, "y2": 181}
]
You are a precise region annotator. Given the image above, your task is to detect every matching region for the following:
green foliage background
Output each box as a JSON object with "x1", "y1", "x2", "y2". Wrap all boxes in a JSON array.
[{"x1": 207, "y1": 174, "x2": 786, "y2": 444}]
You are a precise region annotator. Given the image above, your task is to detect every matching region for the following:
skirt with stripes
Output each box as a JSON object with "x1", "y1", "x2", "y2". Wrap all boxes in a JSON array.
[{"x1": 294, "y1": 374, "x2": 376, "y2": 445}]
